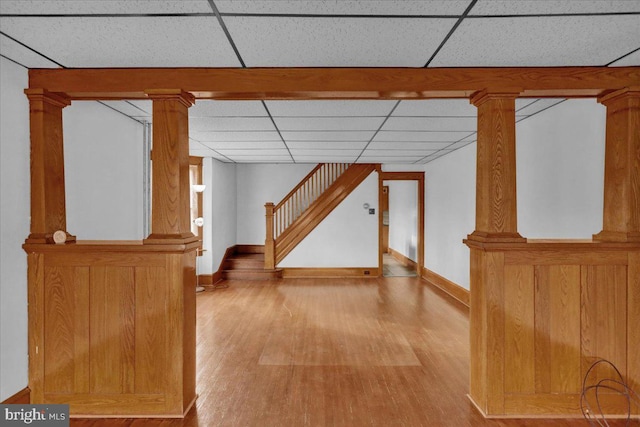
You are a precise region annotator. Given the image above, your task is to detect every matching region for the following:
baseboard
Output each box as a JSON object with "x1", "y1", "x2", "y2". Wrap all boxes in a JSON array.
[
  {"x1": 422, "y1": 268, "x2": 470, "y2": 307},
  {"x1": 388, "y1": 248, "x2": 418, "y2": 269},
  {"x1": 2, "y1": 387, "x2": 30, "y2": 404},
  {"x1": 282, "y1": 267, "x2": 380, "y2": 278}
]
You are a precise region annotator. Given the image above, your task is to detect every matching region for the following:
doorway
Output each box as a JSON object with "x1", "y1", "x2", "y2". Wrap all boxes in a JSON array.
[{"x1": 378, "y1": 172, "x2": 425, "y2": 277}]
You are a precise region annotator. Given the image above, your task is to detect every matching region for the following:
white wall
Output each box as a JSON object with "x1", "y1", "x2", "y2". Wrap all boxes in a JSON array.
[
  {"x1": 387, "y1": 180, "x2": 418, "y2": 262},
  {"x1": 203, "y1": 158, "x2": 237, "y2": 274},
  {"x1": 0, "y1": 57, "x2": 30, "y2": 401},
  {"x1": 236, "y1": 163, "x2": 314, "y2": 244},
  {"x1": 423, "y1": 145, "x2": 476, "y2": 290},
  {"x1": 64, "y1": 102, "x2": 144, "y2": 240},
  {"x1": 280, "y1": 173, "x2": 379, "y2": 267},
  {"x1": 516, "y1": 99, "x2": 605, "y2": 238}
]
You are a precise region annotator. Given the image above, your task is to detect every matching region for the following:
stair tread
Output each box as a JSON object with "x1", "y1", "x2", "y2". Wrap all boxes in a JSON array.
[{"x1": 230, "y1": 253, "x2": 264, "y2": 260}]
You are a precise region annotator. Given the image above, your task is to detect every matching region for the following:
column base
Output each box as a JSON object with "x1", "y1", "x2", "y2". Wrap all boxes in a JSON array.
[
  {"x1": 144, "y1": 233, "x2": 200, "y2": 245},
  {"x1": 25, "y1": 232, "x2": 76, "y2": 245},
  {"x1": 466, "y1": 230, "x2": 526, "y2": 243},
  {"x1": 593, "y1": 230, "x2": 640, "y2": 243}
]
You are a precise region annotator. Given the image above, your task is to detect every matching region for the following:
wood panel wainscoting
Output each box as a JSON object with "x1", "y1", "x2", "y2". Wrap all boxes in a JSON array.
[
  {"x1": 464, "y1": 239, "x2": 640, "y2": 417},
  {"x1": 23, "y1": 241, "x2": 199, "y2": 418}
]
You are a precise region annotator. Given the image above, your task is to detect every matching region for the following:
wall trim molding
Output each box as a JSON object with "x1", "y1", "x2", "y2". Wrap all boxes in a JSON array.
[
  {"x1": 2, "y1": 387, "x2": 30, "y2": 404},
  {"x1": 388, "y1": 247, "x2": 418, "y2": 270},
  {"x1": 282, "y1": 267, "x2": 379, "y2": 278},
  {"x1": 422, "y1": 268, "x2": 470, "y2": 308}
]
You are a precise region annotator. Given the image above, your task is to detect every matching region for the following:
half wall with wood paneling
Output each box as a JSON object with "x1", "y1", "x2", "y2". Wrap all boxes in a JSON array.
[
  {"x1": 24, "y1": 242, "x2": 197, "y2": 417},
  {"x1": 466, "y1": 241, "x2": 640, "y2": 417}
]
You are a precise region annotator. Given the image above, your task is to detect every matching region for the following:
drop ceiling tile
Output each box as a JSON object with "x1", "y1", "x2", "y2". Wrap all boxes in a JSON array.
[
  {"x1": 357, "y1": 155, "x2": 423, "y2": 163},
  {"x1": 374, "y1": 131, "x2": 472, "y2": 142},
  {"x1": 216, "y1": 0, "x2": 470, "y2": 15},
  {"x1": 190, "y1": 100, "x2": 268, "y2": 117},
  {"x1": 267, "y1": 100, "x2": 397, "y2": 116},
  {"x1": 225, "y1": 17, "x2": 456, "y2": 67},
  {"x1": 200, "y1": 140, "x2": 286, "y2": 150},
  {"x1": 515, "y1": 99, "x2": 566, "y2": 116},
  {"x1": 431, "y1": 16, "x2": 640, "y2": 66},
  {"x1": 99, "y1": 101, "x2": 153, "y2": 118},
  {"x1": 516, "y1": 98, "x2": 538, "y2": 110},
  {"x1": 228, "y1": 156, "x2": 293, "y2": 163},
  {"x1": 447, "y1": 139, "x2": 476, "y2": 150},
  {"x1": 189, "y1": 148, "x2": 220, "y2": 157},
  {"x1": 0, "y1": 16, "x2": 241, "y2": 67},
  {"x1": 290, "y1": 149, "x2": 362, "y2": 157},
  {"x1": 609, "y1": 48, "x2": 640, "y2": 66},
  {"x1": 274, "y1": 117, "x2": 384, "y2": 131},
  {"x1": 287, "y1": 141, "x2": 367, "y2": 150},
  {"x1": 0, "y1": 34, "x2": 58, "y2": 68},
  {"x1": 217, "y1": 149, "x2": 291, "y2": 157},
  {"x1": 471, "y1": 0, "x2": 640, "y2": 15},
  {"x1": 392, "y1": 99, "x2": 477, "y2": 116},
  {"x1": 281, "y1": 131, "x2": 375, "y2": 141},
  {"x1": 383, "y1": 117, "x2": 476, "y2": 132},
  {"x1": 190, "y1": 117, "x2": 275, "y2": 132},
  {"x1": 0, "y1": 1, "x2": 212, "y2": 14},
  {"x1": 294, "y1": 156, "x2": 356, "y2": 163},
  {"x1": 365, "y1": 149, "x2": 440, "y2": 156},
  {"x1": 368, "y1": 141, "x2": 453, "y2": 150},
  {"x1": 192, "y1": 131, "x2": 282, "y2": 142}
]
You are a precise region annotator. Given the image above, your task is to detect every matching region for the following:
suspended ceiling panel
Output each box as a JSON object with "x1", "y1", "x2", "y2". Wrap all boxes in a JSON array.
[
  {"x1": 392, "y1": 100, "x2": 477, "y2": 117},
  {"x1": 224, "y1": 17, "x2": 456, "y2": 67},
  {"x1": 191, "y1": 101, "x2": 268, "y2": 117},
  {"x1": 0, "y1": 34, "x2": 56, "y2": 68},
  {"x1": 287, "y1": 141, "x2": 367, "y2": 150},
  {"x1": 0, "y1": 0, "x2": 212, "y2": 14},
  {"x1": 280, "y1": 130, "x2": 375, "y2": 141},
  {"x1": 190, "y1": 117, "x2": 276, "y2": 132},
  {"x1": 199, "y1": 140, "x2": 287, "y2": 150},
  {"x1": 609, "y1": 49, "x2": 640, "y2": 67},
  {"x1": 274, "y1": 117, "x2": 385, "y2": 131},
  {"x1": 0, "y1": 17, "x2": 241, "y2": 67},
  {"x1": 191, "y1": 130, "x2": 282, "y2": 142},
  {"x1": 383, "y1": 117, "x2": 477, "y2": 132},
  {"x1": 368, "y1": 141, "x2": 454, "y2": 150},
  {"x1": 216, "y1": 0, "x2": 470, "y2": 15},
  {"x1": 266, "y1": 100, "x2": 397, "y2": 117},
  {"x1": 373, "y1": 131, "x2": 473, "y2": 142},
  {"x1": 471, "y1": 0, "x2": 640, "y2": 14},
  {"x1": 431, "y1": 15, "x2": 640, "y2": 66}
]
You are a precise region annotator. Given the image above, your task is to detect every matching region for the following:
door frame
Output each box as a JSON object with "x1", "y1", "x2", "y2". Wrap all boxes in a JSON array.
[{"x1": 378, "y1": 171, "x2": 425, "y2": 276}]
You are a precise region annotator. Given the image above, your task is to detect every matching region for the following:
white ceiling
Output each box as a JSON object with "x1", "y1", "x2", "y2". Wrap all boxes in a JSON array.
[{"x1": 1, "y1": 0, "x2": 638, "y2": 164}]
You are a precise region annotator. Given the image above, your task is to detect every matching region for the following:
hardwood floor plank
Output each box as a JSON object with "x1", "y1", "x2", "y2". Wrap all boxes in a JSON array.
[{"x1": 70, "y1": 277, "x2": 631, "y2": 426}]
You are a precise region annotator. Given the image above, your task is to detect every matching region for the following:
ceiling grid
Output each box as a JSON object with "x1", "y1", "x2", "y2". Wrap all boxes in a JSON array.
[{"x1": 1, "y1": 0, "x2": 638, "y2": 164}]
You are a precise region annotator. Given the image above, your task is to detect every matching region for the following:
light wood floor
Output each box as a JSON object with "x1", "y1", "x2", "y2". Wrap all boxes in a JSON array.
[{"x1": 72, "y1": 277, "x2": 628, "y2": 426}]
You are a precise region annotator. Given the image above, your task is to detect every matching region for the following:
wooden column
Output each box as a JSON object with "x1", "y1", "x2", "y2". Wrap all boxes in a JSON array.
[
  {"x1": 265, "y1": 202, "x2": 275, "y2": 269},
  {"x1": 144, "y1": 90, "x2": 197, "y2": 244},
  {"x1": 24, "y1": 89, "x2": 75, "y2": 244},
  {"x1": 467, "y1": 90, "x2": 525, "y2": 244},
  {"x1": 593, "y1": 87, "x2": 640, "y2": 243},
  {"x1": 466, "y1": 90, "x2": 524, "y2": 416}
]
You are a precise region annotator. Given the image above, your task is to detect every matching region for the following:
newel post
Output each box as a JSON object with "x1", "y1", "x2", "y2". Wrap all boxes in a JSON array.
[{"x1": 265, "y1": 202, "x2": 276, "y2": 269}]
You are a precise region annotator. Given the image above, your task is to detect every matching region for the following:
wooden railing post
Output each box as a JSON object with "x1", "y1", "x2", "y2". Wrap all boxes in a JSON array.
[
  {"x1": 265, "y1": 202, "x2": 275, "y2": 269},
  {"x1": 593, "y1": 88, "x2": 640, "y2": 243}
]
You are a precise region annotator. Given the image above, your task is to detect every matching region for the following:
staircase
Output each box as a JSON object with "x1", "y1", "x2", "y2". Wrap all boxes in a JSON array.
[
  {"x1": 265, "y1": 163, "x2": 378, "y2": 268},
  {"x1": 222, "y1": 245, "x2": 283, "y2": 280}
]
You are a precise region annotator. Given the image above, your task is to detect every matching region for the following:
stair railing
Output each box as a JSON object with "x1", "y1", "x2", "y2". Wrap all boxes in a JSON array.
[{"x1": 264, "y1": 163, "x2": 349, "y2": 268}]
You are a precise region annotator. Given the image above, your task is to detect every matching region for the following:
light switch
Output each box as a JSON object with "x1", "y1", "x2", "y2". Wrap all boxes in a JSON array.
[{"x1": 369, "y1": 208, "x2": 375, "y2": 215}]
